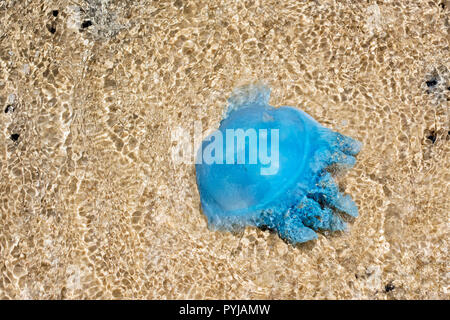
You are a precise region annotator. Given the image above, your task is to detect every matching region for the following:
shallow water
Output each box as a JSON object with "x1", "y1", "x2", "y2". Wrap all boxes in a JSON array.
[{"x1": 0, "y1": 0, "x2": 448, "y2": 299}]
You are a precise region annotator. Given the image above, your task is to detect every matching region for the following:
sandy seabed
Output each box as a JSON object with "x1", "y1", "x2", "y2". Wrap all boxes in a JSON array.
[{"x1": 0, "y1": 0, "x2": 448, "y2": 299}]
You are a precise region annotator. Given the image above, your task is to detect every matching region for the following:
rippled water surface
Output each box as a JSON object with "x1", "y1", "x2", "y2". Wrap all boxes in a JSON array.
[{"x1": 0, "y1": 0, "x2": 448, "y2": 299}]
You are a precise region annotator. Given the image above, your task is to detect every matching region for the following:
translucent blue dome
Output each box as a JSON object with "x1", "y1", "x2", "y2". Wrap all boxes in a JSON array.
[{"x1": 195, "y1": 85, "x2": 362, "y2": 244}]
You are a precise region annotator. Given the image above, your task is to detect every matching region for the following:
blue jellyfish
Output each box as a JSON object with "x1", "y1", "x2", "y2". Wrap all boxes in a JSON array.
[{"x1": 195, "y1": 84, "x2": 362, "y2": 244}]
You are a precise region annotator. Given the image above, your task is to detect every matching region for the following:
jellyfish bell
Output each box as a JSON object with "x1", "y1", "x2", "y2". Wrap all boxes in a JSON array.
[{"x1": 195, "y1": 84, "x2": 362, "y2": 244}]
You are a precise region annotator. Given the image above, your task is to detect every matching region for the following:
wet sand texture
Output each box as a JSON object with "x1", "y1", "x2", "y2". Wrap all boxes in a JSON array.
[{"x1": 0, "y1": 0, "x2": 448, "y2": 299}]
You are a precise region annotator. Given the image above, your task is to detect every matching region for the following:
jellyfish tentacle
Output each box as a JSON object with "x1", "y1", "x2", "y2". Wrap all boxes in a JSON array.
[
  {"x1": 310, "y1": 172, "x2": 359, "y2": 217},
  {"x1": 259, "y1": 208, "x2": 318, "y2": 244},
  {"x1": 327, "y1": 149, "x2": 356, "y2": 168},
  {"x1": 278, "y1": 212, "x2": 318, "y2": 244},
  {"x1": 295, "y1": 197, "x2": 347, "y2": 231},
  {"x1": 328, "y1": 131, "x2": 362, "y2": 156}
]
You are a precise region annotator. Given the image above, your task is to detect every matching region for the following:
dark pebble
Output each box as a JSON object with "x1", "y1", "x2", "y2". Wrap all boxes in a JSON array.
[
  {"x1": 81, "y1": 20, "x2": 92, "y2": 29},
  {"x1": 4, "y1": 105, "x2": 14, "y2": 113},
  {"x1": 52, "y1": 10, "x2": 59, "y2": 17},
  {"x1": 48, "y1": 25, "x2": 56, "y2": 34},
  {"x1": 426, "y1": 79, "x2": 438, "y2": 88},
  {"x1": 10, "y1": 133, "x2": 20, "y2": 141},
  {"x1": 427, "y1": 132, "x2": 437, "y2": 144},
  {"x1": 385, "y1": 283, "x2": 395, "y2": 293}
]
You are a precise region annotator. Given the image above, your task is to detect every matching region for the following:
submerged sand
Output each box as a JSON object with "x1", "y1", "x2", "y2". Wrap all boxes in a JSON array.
[{"x1": 0, "y1": 0, "x2": 448, "y2": 299}]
